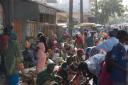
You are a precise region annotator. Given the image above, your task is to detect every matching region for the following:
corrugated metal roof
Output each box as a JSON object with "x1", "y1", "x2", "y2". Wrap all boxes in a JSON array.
[{"x1": 27, "y1": 0, "x2": 63, "y2": 12}]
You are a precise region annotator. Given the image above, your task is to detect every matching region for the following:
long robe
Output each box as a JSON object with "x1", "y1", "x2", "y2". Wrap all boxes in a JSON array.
[
  {"x1": 3, "y1": 40, "x2": 22, "y2": 76},
  {"x1": 36, "y1": 42, "x2": 46, "y2": 74}
]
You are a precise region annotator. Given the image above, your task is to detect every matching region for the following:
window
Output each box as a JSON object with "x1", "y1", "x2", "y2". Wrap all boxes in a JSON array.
[{"x1": 26, "y1": 21, "x2": 37, "y2": 38}]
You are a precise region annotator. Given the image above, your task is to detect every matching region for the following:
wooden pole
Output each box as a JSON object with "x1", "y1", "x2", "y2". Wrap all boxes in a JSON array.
[
  {"x1": 80, "y1": 0, "x2": 83, "y2": 23},
  {"x1": 95, "y1": 0, "x2": 98, "y2": 23},
  {"x1": 69, "y1": 0, "x2": 73, "y2": 36}
]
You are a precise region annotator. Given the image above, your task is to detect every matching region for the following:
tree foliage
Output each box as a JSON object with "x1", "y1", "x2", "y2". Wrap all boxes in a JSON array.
[{"x1": 97, "y1": 0, "x2": 125, "y2": 24}]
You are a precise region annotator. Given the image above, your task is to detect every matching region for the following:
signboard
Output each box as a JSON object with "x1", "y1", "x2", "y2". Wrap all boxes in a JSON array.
[{"x1": 47, "y1": 0, "x2": 57, "y2": 3}]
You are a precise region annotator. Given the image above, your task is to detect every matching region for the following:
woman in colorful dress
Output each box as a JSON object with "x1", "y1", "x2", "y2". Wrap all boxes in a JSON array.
[{"x1": 36, "y1": 35, "x2": 47, "y2": 74}]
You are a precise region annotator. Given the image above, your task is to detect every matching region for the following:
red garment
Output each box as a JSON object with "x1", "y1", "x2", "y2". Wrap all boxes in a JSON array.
[
  {"x1": 75, "y1": 36, "x2": 83, "y2": 46},
  {"x1": 77, "y1": 49, "x2": 84, "y2": 55},
  {"x1": 0, "y1": 35, "x2": 9, "y2": 49},
  {"x1": 99, "y1": 62, "x2": 113, "y2": 85}
]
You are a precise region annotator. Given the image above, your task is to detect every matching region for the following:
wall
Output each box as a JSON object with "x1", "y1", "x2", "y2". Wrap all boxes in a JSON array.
[
  {"x1": 14, "y1": 0, "x2": 39, "y2": 21},
  {"x1": 1, "y1": 0, "x2": 59, "y2": 47},
  {"x1": 12, "y1": 0, "x2": 39, "y2": 46}
]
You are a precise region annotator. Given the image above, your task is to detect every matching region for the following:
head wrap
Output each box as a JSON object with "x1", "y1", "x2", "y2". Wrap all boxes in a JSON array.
[
  {"x1": 4, "y1": 25, "x2": 17, "y2": 40},
  {"x1": 77, "y1": 49, "x2": 84, "y2": 54},
  {"x1": 109, "y1": 29, "x2": 118, "y2": 37}
]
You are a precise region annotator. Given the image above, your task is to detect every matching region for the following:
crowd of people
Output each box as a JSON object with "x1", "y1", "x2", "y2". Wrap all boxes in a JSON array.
[{"x1": 0, "y1": 25, "x2": 128, "y2": 85}]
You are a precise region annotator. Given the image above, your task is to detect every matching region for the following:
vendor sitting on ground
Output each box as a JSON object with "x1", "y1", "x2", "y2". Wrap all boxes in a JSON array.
[{"x1": 36, "y1": 61, "x2": 62, "y2": 85}]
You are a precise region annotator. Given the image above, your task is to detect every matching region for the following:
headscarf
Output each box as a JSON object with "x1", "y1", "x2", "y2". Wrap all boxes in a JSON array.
[
  {"x1": 10, "y1": 31, "x2": 17, "y2": 40},
  {"x1": 4, "y1": 26, "x2": 17, "y2": 40},
  {"x1": 77, "y1": 49, "x2": 84, "y2": 55},
  {"x1": 63, "y1": 30, "x2": 70, "y2": 39},
  {"x1": 109, "y1": 29, "x2": 118, "y2": 37},
  {"x1": 37, "y1": 32, "x2": 44, "y2": 39}
]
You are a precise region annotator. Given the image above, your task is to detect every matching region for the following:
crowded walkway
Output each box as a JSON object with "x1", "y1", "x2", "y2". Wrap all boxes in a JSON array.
[{"x1": 0, "y1": 25, "x2": 128, "y2": 85}]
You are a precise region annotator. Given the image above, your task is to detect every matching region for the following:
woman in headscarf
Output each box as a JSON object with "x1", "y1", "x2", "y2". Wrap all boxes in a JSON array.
[
  {"x1": 1, "y1": 25, "x2": 23, "y2": 85},
  {"x1": 75, "y1": 34, "x2": 84, "y2": 49},
  {"x1": 22, "y1": 37, "x2": 36, "y2": 68},
  {"x1": 36, "y1": 35, "x2": 47, "y2": 74}
]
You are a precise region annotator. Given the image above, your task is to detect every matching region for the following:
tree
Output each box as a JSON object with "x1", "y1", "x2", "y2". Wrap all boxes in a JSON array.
[{"x1": 97, "y1": 0, "x2": 125, "y2": 24}]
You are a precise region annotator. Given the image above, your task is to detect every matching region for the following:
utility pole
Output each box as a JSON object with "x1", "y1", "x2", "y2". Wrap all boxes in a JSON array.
[
  {"x1": 80, "y1": 0, "x2": 83, "y2": 23},
  {"x1": 95, "y1": 0, "x2": 98, "y2": 23},
  {"x1": 69, "y1": 0, "x2": 73, "y2": 36}
]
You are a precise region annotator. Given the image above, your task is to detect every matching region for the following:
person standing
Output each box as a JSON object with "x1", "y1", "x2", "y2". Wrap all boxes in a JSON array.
[
  {"x1": 36, "y1": 61, "x2": 57, "y2": 85},
  {"x1": 86, "y1": 31, "x2": 95, "y2": 47},
  {"x1": 110, "y1": 30, "x2": 128, "y2": 85},
  {"x1": 36, "y1": 35, "x2": 47, "y2": 74},
  {"x1": 73, "y1": 49, "x2": 85, "y2": 64},
  {"x1": 22, "y1": 38, "x2": 36, "y2": 68},
  {"x1": 1, "y1": 26, "x2": 23, "y2": 85},
  {"x1": 83, "y1": 31, "x2": 88, "y2": 48},
  {"x1": 75, "y1": 34, "x2": 84, "y2": 49}
]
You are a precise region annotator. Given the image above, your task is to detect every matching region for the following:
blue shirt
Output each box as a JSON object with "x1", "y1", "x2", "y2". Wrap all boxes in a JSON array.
[{"x1": 111, "y1": 43, "x2": 127, "y2": 82}]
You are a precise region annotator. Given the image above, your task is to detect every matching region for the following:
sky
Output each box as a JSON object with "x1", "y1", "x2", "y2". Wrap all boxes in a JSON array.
[
  {"x1": 48, "y1": 0, "x2": 128, "y2": 13},
  {"x1": 57, "y1": 0, "x2": 128, "y2": 5},
  {"x1": 48, "y1": 0, "x2": 91, "y2": 13},
  {"x1": 123, "y1": 0, "x2": 128, "y2": 6},
  {"x1": 35, "y1": 0, "x2": 128, "y2": 13}
]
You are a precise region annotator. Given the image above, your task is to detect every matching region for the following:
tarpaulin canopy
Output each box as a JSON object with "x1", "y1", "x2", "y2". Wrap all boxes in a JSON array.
[{"x1": 80, "y1": 23, "x2": 96, "y2": 27}]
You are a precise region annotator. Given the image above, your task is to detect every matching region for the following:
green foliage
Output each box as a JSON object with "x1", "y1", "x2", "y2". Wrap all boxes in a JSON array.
[{"x1": 97, "y1": 0, "x2": 125, "y2": 24}]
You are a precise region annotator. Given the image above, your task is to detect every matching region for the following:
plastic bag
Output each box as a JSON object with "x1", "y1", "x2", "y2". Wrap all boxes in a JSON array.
[
  {"x1": 96, "y1": 37, "x2": 119, "y2": 52},
  {"x1": 85, "y1": 54, "x2": 105, "y2": 76}
]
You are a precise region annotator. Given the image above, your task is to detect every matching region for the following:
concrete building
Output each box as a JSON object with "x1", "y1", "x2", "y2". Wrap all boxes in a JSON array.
[{"x1": 0, "y1": 0, "x2": 62, "y2": 46}]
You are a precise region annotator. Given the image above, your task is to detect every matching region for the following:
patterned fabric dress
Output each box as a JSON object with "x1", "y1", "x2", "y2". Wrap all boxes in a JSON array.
[{"x1": 36, "y1": 42, "x2": 47, "y2": 74}]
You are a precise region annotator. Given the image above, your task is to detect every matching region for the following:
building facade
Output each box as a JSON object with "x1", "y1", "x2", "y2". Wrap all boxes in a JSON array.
[{"x1": 0, "y1": 0, "x2": 61, "y2": 46}]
